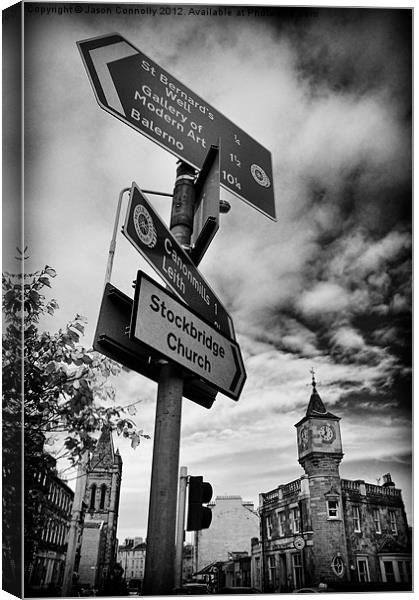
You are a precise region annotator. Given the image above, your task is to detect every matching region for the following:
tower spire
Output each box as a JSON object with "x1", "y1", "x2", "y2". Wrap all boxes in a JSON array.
[
  {"x1": 310, "y1": 367, "x2": 317, "y2": 392},
  {"x1": 306, "y1": 368, "x2": 327, "y2": 416},
  {"x1": 90, "y1": 424, "x2": 115, "y2": 469}
]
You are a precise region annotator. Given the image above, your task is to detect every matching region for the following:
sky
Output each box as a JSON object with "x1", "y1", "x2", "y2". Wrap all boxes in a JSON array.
[{"x1": 3, "y1": 1, "x2": 413, "y2": 544}]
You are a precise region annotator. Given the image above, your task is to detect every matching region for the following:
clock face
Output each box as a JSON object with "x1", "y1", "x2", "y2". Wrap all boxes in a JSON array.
[
  {"x1": 299, "y1": 426, "x2": 309, "y2": 448},
  {"x1": 294, "y1": 536, "x2": 305, "y2": 550},
  {"x1": 319, "y1": 424, "x2": 335, "y2": 443}
]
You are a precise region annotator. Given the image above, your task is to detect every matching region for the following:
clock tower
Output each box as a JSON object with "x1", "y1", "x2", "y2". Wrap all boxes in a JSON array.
[
  {"x1": 294, "y1": 372, "x2": 349, "y2": 585},
  {"x1": 295, "y1": 372, "x2": 343, "y2": 473}
]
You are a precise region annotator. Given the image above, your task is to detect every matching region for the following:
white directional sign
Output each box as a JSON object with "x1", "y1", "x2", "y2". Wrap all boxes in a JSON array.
[
  {"x1": 131, "y1": 272, "x2": 246, "y2": 401},
  {"x1": 77, "y1": 33, "x2": 276, "y2": 220},
  {"x1": 122, "y1": 181, "x2": 234, "y2": 339}
]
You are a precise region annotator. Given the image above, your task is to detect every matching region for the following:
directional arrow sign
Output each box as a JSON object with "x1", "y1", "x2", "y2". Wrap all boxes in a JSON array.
[
  {"x1": 93, "y1": 283, "x2": 217, "y2": 409},
  {"x1": 77, "y1": 33, "x2": 276, "y2": 220},
  {"x1": 122, "y1": 182, "x2": 234, "y2": 339},
  {"x1": 131, "y1": 272, "x2": 246, "y2": 401}
]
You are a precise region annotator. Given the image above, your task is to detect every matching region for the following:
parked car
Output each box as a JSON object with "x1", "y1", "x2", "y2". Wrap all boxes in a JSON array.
[
  {"x1": 174, "y1": 583, "x2": 210, "y2": 594},
  {"x1": 218, "y1": 587, "x2": 259, "y2": 594},
  {"x1": 293, "y1": 586, "x2": 334, "y2": 593}
]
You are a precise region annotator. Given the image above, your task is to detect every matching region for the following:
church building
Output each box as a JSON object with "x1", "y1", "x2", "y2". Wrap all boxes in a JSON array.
[
  {"x1": 253, "y1": 376, "x2": 412, "y2": 593},
  {"x1": 77, "y1": 426, "x2": 122, "y2": 591}
]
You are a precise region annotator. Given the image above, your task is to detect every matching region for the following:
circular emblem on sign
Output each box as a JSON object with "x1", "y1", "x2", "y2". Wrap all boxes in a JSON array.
[
  {"x1": 250, "y1": 164, "x2": 271, "y2": 188},
  {"x1": 294, "y1": 536, "x2": 305, "y2": 550},
  {"x1": 133, "y1": 204, "x2": 157, "y2": 248}
]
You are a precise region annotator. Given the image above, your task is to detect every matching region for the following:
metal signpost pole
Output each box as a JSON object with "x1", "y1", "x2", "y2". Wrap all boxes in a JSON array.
[
  {"x1": 142, "y1": 163, "x2": 196, "y2": 596},
  {"x1": 104, "y1": 187, "x2": 130, "y2": 287}
]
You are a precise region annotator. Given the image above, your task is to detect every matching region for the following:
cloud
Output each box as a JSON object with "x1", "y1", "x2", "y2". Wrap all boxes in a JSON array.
[
  {"x1": 13, "y1": 7, "x2": 411, "y2": 539},
  {"x1": 331, "y1": 327, "x2": 365, "y2": 351},
  {"x1": 298, "y1": 282, "x2": 349, "y2": 317}
]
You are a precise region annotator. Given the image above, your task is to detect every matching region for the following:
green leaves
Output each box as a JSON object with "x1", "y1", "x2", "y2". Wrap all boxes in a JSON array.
[
  {"x1": 3, "y1": 262, "x2": 150, "y2": 467},
  {"x1": 44, "y1": 266, "x2": 56, "y2": 278}
]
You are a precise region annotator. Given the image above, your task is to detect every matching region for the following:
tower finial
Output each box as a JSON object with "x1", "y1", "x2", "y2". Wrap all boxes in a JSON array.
[{"x1": 310, "y1": 367, "x2": 317, "y2": 392}]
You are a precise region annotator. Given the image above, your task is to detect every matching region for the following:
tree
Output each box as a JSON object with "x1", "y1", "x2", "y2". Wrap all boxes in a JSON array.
[{"x1": 2, "y1": 259, "x2": 149, "y2": 591}]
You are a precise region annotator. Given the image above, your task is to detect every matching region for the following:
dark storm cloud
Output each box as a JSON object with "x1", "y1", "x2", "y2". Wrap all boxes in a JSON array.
[
  {"x1": 291, "y1": 9, "x2": 411, "y2": 107},
  {"x1": 206, "y1": 8, "x2": 412, "y2": 422}
]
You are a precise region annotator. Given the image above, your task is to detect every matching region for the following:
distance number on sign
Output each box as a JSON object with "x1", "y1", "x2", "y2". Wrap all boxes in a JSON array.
[{"x1": 222, "y1": 170, "x2": 241, "y2": 191}]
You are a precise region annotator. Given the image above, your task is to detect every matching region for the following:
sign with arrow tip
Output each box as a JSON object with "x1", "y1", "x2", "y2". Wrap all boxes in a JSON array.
[
  {"x1": 122, "y1": 181, "x2": 234, "y2": 339},
  {"x1": 77, "y1": 32, "x2": 276, "y2": 220},
  {"x1": 131, "y1": 272, "x2": 246, "y2": 401}
]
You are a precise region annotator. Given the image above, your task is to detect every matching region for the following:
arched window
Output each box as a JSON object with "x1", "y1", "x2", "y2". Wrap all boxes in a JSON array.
[
  {"x1": 89, "y1": 484, "x2": 97, "y2": 510},
  {"x1": 100, "y1": 484, "x2": 107, "y2": 510}
]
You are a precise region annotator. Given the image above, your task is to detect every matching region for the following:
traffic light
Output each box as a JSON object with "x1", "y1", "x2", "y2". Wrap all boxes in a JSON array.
[{"x1": 186, "y1": 476, "x2": 213, "y2": 531}]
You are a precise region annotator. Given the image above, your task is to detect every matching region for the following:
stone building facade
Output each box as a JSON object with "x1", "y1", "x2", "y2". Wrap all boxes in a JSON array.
[
  {"x1": 117, "y1": 537, "x2": 146, "y2": 587},
  {"x1": 77, "y1": 426, "x2": 122, "y2": 590},
  {"x1": 194, "y1": 495, "x2": 259, "y2": 573},
  {"x1": 25, "y1": 456, "x2": 75, "y2": 594},
  {"x1": 254, "y1": 380, "x2": 412, "y2": 593}
]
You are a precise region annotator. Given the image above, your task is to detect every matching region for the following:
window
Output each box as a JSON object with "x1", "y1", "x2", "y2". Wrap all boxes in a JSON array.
[
  {"x1": 255, "y1": 557, "x2": 261, "y2": 588},
  {"x1": 380, "y1": 558, "x2": 412, "y2": 583},
  {"x1": 373, "y1": 508, "x2": 381, "y2": 533},
  {"x1": 357, "y1": 558, "x2": 370, "y2": 582},
  {"x1": 327, "y1": 499, "x2": 340, "y2": 519},
  {"x1": 398, "y1": 561, "x2": 406, "y2": 582},
  {"x1": 352, "y1": 506, "x2": 361, "y2": 532},
  {"x1": 278, "y1": 511, "x2": 286, "y2": 536},
  {"x1": 266, "y1": 514, "x2": 273, "y2": 538},
  {"x1": 405, "y1": 560, "x2": 412, "y2": 582},
  {"x1": 383, "y1": 560, "x2": 395, "y2": 583},
  {"x1": 331, "y1": 555, "x2": 344, "y2": 577},
  {"x1": 292, "y1": 553, "x2": 303, "y2": 589},
  {"x1": 268, "y1": 555, "x2": 276, "y2": 587},
  {"x1": 389, "y1": 510, "x2": 398, "y2": 534},
  {"x1": 89, "y1": 484, "x2": 96, "y2": 510},
  {"x1": 292, "y1": 507, "x2": 301, "y2": 534},
  {"x1": 100, "y1": 484, "x2": 107, "y2": 509}
]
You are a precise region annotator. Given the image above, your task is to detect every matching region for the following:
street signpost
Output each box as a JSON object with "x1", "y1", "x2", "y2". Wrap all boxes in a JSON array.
[
  {"x1": 122, "y1": 181, "x2": 235, "y2": 339},
  {"x1": 93, "y1": 283, "x2": 217, "y2": 409},
  {"x1": 190, "y1": 144, "x2": 220, "y2": 265},
  {"x1": 77, "y1": 33, "x2": 276, "y2": 220},
  {"x1": 79, "y1": 28, "x2": 271, "y2": 594},
  {"x1": 131, "y1": 272, "x2": 246, "y2": 401}
]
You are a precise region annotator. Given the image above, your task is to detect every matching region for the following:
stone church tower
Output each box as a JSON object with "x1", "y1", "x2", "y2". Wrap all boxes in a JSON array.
[
  {"x1": 294, "y1": 373, "x2": 349, "y2": 584},
  {"x1": 77, "y1": 426, "x2": 122, "y2": 590}
]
